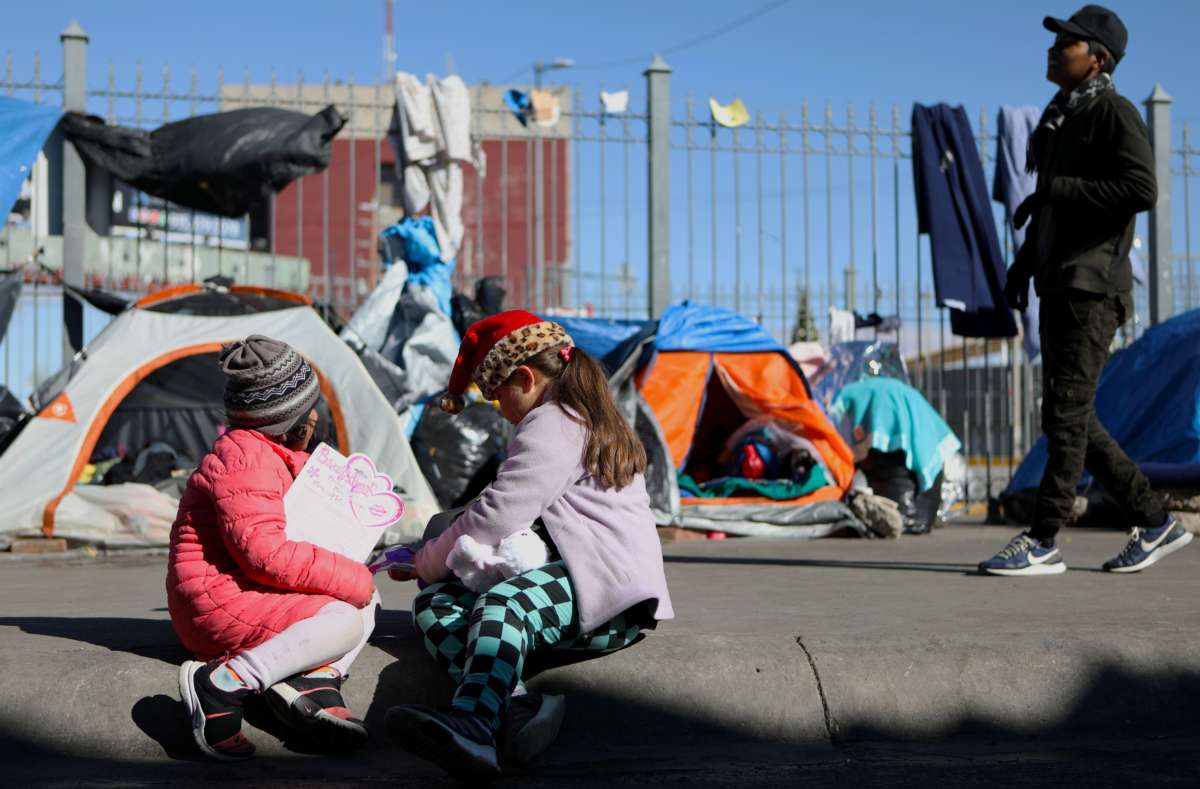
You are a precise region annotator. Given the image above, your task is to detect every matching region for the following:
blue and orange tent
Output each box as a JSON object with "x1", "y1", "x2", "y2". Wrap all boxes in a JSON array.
[{"x1": 557, "y1": 302, "x2": 862, "y2": 537}]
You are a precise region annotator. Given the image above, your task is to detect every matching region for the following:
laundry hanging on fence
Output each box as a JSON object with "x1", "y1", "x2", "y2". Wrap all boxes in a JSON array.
[
  {"x1": 600, "y1": 89, "x2": 629, "y2": 114},
  {"x1": 503, "y1": 89, "x2": 532, "y2": 126},
  {"x1": 911, "y1": 103, "x2": 1017, "y2": 339},
  {"x1": 828, "y1": 307, "x2": 856, "y2": 344},
  {"x1": 389, "y1": 72, "x2": 475, "y2": 261},
  {"x1": 0, "y1": 96, "x2": 63, "y2": 218},
  {"x1": 530, "y1": 90, "x2": 561, "y2": 127},
  {"x1": 709, "y1": 97, "x2": 750, "y2": 128},
  {"x1": 994, "y1": 105, "x2": 1042, "y2": 358},
  {"x1": 61, "y1": 105, "x2": 344, "y2": 217}
]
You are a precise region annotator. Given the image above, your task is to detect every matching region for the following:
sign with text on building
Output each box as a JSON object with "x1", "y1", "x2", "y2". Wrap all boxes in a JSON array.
[{"x1": 109, "y1": 180, "x2": 248, "y2": 249}]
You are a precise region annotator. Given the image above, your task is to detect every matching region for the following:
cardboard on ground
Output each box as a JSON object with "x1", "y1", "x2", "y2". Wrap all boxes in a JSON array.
[{"x1": 283, "y1": 443, "x2": 405, "y2": 562}]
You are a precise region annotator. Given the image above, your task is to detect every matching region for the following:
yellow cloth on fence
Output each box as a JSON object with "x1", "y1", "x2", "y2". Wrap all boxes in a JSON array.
[{"x1": 709, "y1": 97, "x2": 750, "y2": 128}]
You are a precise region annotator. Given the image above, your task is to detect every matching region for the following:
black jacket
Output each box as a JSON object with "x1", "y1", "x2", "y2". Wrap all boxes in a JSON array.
[{"x1": 1015, "y1": 90, "x2": 1156, "y2": 297}]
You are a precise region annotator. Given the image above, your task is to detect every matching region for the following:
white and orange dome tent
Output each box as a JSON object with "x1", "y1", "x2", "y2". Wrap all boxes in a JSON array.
[{"x1": 0, "y1": 283, "x2": 438, "y2": 547}]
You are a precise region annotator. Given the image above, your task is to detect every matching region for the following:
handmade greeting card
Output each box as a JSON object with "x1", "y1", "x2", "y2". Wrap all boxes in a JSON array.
[{"x1": 283, "y1": 443, "x2": 405, "y2": 562}]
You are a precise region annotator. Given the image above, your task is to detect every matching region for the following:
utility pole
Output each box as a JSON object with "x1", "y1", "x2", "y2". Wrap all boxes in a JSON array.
[
  {"x1": 60, "y1": 21, "x2": 88, "y2": 356},
  {"x1": 530, "y1": 58, "x2": 573, "y2": 311}
]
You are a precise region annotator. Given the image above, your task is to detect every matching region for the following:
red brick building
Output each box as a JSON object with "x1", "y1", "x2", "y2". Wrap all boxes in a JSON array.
[{"x1": 232, "y1": 83, "x2": 572, "y2": 315}]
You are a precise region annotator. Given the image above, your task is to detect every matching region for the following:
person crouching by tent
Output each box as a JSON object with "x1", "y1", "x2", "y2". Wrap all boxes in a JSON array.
[
  {"x1": 385, "y1": 310, "x2": 674, "y2": 779},
  {"x1": 167, "y1": 336, "x2": 380, "y2": 760}
]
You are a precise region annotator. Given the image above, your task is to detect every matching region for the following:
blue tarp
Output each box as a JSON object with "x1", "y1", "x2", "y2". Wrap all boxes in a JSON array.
[
  {"x1": 654, "y1": 301, "x2": 785, "y2": 353},
  {"x1": 828, "y1": 377, "x2": 961, "y2": 492},
  {"x1": 0, "y1": 96, "x2": 62, "y2": 218},
  {"x1": 379, "y1": 216, "x2": 455, "y2": 317},
  {"x1": 1008, "y1": 307, "x2": 1200, "y2": 492},
  {"x1": 552, "y1": 315, "x2": 655, "y2": 374}
]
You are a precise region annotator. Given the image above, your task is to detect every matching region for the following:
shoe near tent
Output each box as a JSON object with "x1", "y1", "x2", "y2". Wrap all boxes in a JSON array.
[
  {"x1": 556, "y1": 303, "x2": 865, "y2": 538},
  {"x1": 1005, "y1": 306, "x2": 1200, "y2": 504},
  {"x1": 0, "y1": 283, "x2": 438, "y2": 548}
]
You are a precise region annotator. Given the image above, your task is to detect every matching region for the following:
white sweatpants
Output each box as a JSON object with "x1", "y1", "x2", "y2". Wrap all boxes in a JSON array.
[{"x1": 226, "y1": 589, "x2": 380, "y2": 692}]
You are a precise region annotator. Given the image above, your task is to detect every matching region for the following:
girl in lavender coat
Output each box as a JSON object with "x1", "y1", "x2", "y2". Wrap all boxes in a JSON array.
[{"x1": 386, "y1": 310, "x2": 674, "y2": 779}]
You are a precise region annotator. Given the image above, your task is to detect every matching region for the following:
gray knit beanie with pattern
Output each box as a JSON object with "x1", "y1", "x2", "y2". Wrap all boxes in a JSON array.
[{"x1": 219, "y1": 335, "x2": 320, "y2": 436}]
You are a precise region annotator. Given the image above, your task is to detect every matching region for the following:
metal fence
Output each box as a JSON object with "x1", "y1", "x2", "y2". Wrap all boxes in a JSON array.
[{"x1": 2, "y1": 25, "x2": 1199, "y2": 502}]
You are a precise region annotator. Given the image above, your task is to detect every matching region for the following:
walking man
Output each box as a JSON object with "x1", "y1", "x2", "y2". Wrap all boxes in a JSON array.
[{"x1": 979, "y1": 5, "x2": 1192, "y2": 575}]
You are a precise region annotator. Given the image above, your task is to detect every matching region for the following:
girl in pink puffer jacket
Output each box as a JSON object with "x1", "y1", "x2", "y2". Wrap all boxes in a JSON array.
[{"x1": 167, "y1": 336, "x2": 378, "y2": 760}]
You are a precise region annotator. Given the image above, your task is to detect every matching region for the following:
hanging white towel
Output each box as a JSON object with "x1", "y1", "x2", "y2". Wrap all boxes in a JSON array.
[
  {"x1": 391, "y1": 72, "x2": 474, "y2": 261},
  {"x1": 395, "y1": 72, "x2": 438, "y2": 162},
  {"x1": 828, "y1": 307, "x2": 856, "y2": 344},
  {"x1": 429, "y1": 74, "x2": 472, "y2": 163},
  {"x1": 427, "y1": 163, "x2": 464, "y2": 262},
  {"x1": 600, "y1": 89, "x2": 629, "y2": 114}
]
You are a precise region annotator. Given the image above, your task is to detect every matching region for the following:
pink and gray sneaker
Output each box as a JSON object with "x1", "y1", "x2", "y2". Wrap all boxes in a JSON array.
[
  {"x1": 178, "y1": 659, "x2": 255, "y2": 761},
  {"x1": 265, "y1": 666, "x2": 368, "y2": 751}
]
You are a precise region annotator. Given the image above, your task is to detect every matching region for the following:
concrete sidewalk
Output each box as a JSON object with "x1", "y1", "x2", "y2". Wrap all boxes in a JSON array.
[{"x1": 1, "y1": 523, "x2": 1198, "y2": 785}]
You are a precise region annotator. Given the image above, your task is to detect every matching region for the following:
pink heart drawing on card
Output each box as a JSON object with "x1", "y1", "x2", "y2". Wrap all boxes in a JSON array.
[{"x1": 345, "y1": 454, "x2": 405, "y2": 528}]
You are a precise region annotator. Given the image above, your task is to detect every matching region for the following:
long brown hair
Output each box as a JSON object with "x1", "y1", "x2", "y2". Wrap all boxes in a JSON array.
[{"x1": 523, "y1": 344, "x2": 647, "y2": 490}]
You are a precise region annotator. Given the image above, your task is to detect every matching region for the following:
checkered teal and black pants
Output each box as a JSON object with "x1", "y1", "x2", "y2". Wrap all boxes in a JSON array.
[{"x1": 413, "y1": 560, "x2": 642, "y2": 732}]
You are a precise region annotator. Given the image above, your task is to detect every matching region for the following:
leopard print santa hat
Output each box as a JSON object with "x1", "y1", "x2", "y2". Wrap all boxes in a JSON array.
[{"x1": 439, "y1": 309, "x2": 573, "y2": 413}]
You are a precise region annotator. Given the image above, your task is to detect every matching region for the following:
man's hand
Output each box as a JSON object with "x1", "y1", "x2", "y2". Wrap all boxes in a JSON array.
[
  {"x1": 1012, "y1": 190, "x2": 1045, "y2": 230},
  {"x1": 1004, "y1": 265, "x2": 1032, "y2": 312}
]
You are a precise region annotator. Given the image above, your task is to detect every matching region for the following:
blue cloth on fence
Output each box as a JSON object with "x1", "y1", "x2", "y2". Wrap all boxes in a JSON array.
[
  {"x1": 379, "y1": 216, "x2": 455, "y2": 317},
  {"x1": 0, "y1": 96, "x2": 62, "y2": 219},
  {"x1": 912, "y1": 103, "x2": 1017, "y2": 339},
  {"x1": 994, "y1": 105, "x2": 1042, "y2": 360},
  {"x1": 1008, "y1": 307, "x2": 1200, "y2": 493},
  {"x1": 503, "y1": 90, "x2": 531, "y2": 126},
  {"x1": 827, "y1": 376, "x2": 961, "y2": 493}
]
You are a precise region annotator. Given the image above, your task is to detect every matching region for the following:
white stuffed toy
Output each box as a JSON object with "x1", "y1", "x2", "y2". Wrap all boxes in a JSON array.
[{"x1": 446, "y1": 529, "x2": 550, "y2": 593}]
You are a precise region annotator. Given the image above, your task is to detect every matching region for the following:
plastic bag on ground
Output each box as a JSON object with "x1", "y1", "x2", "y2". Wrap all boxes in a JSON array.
[
  {"x1": 410, "y1": 402, "x2": 513, "y2": 508},
  {"x1": 859, "y1": 449, "x2": 940, "y2": 534}
]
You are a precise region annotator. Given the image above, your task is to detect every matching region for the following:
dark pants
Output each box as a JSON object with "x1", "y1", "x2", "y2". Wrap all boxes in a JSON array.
[{"x1": 1030, "y1": 290, "x2": 1164, "y2": 541}]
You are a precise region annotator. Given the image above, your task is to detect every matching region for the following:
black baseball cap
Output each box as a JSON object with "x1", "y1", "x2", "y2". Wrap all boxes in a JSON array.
[{"x1": 1044, "y1": 5, "x2": 1128, "y2": 63}]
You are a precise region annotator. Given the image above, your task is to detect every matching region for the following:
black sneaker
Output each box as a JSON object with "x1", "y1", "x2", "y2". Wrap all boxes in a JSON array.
[
  {"x1": 501, "y1": 691, "x2": 566, "y2": 765},
  {"x1": 178, "y1": 660, "x2": 255, "y2": 761},
  {"x1": 264, "y1": 668, "x2": 368, "y2": 751},
  {"x1": 386, "y1": 704, "x2": 500, "y2": 779}
]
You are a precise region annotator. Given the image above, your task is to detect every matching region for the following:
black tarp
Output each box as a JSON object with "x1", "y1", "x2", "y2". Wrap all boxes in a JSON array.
[
  {"x1": 65, "y1": 283, "x2": 130, "y2": 316},
  {"x1": 61, "y1": 105, "x2": 345, "y2": 217},
  {"x1": 0, "y1": 269, "x2": 20, "y2": 345},
  {"x1": 0, "y1": 384, "x2": 27, "y2": 455}
]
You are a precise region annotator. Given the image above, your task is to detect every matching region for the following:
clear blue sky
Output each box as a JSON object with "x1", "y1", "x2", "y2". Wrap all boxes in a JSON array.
[{"x1": 6, "y1": 0, "x2": 1198, "y2": 124}]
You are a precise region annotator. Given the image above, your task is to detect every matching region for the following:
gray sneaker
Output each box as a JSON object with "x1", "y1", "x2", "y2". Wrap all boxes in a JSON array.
[{"x1": 502, "y1": 691, "x2": 566, "y2": 765}]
